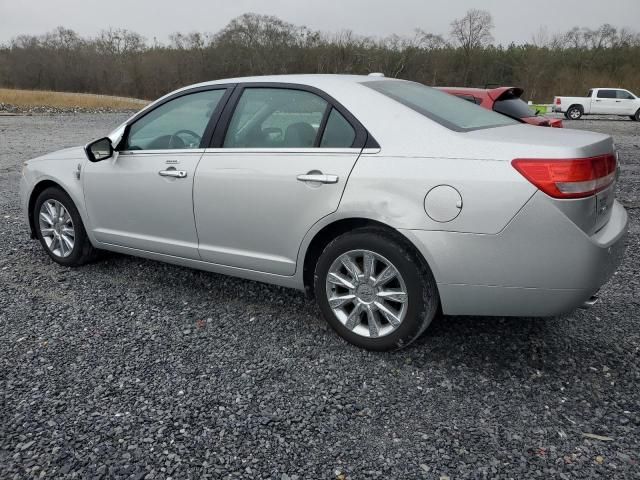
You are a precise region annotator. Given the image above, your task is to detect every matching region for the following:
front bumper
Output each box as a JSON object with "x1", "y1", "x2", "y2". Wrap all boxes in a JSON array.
[
  {"x1": 401, "y1": 194, "x2": 628, "y2": 317},
  {"x1": 19, "y1": 173, "x2": 33, "y2": 235}
]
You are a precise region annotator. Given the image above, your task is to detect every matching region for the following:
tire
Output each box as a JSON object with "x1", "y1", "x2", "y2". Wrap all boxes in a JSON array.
[
  {"x1": 567, "y1": 105, "x2": 583, "y2": 120},
  {"x1": 633, "y1": 110, "x2": 640, "y2": 122},
  {"x1": 34, "y1": 187, "x2": 96, "y2": 266},
  {"x1": 314, "y1": 228, "x2": 439, "y2": 351}
]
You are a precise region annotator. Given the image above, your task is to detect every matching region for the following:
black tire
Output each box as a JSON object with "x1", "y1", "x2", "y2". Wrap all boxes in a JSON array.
[
  {"x1": 314, "y1": 228, "x2": 439, "y2": 351},
  {"x1": 33, "y1": 187, "x2": 96, "y2": 266},
  {"x1": 633, "y1": 110, "x2": 640, "y2": 122},
  {"x1": 567, "y1": 105, "x2": 583, "y2": 120}
]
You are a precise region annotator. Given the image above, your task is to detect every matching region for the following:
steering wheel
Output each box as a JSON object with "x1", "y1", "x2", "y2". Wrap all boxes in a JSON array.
[{"x1": 168, "y1": 129, "x2": 202, "y2": 149}]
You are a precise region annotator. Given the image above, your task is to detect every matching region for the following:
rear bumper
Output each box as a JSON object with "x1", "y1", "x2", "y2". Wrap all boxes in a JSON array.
[{"x1": 400, "y1": 194, "x2": 628, "y2": 317}]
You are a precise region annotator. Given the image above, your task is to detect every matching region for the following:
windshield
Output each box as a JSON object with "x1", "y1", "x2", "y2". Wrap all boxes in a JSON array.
[
  {"x1": 363, "y1": 80, "x2": 517, "y2": 132},
  {"x1": 493, "y1": 95, "x2": 537, "y2": 119}
]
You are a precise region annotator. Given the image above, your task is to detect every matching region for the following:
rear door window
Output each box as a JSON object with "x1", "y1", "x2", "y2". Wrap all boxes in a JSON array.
[
  {"x1": 597, "y1": 90, "x2": 616, "y2": 99},
  {"x1": 320, "y1": 108, "x2": 356, "y2": 147},
  {"x1": 223, "y1": 88, "x2": 328, "y2": 148}
]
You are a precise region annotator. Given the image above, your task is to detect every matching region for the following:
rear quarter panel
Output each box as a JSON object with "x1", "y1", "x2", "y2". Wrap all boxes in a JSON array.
[{"x1": 339, "y1": 153, "x2": 536, "y2": 234}]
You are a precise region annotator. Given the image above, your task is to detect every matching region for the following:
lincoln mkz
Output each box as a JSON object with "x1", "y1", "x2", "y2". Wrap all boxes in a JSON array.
[{"x1": 20, "y1": 75, "x2": 628, "y2": 350}]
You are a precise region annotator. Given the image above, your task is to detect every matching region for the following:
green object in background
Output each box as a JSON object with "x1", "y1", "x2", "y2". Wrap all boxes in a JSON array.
[{"x1": 531, "y1": 104, "x2": 548, "y2": 114}]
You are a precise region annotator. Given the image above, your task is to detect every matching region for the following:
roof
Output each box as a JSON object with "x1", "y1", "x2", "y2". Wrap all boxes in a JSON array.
[{"x1": 181, "y1": 74, "x2": 402, "y2": 91}]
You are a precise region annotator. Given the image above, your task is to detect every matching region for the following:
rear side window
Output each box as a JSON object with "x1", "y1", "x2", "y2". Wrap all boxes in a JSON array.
[
  {"x1": 224, "y1": 88, "x2": 327, "y2": 148},
  {"x1": 364, "y1": 80, "x2": 516, "y2": 132},
  {"x1": 597, "y1": 90, "x2": 616, "y2": 99},
  {"x1": 320, "y1": 108, "x2": 356, "y2": 147},
  {"x1": 493, "y1": 95, "x2": 536, "y2": 119}
]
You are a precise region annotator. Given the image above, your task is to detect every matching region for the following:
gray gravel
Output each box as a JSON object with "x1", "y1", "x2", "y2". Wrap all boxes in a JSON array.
[
  {"x1": 0, "y1": 103, "x2": 140, "y2": 115},
  {"x1": 1, "y1": 113, "x2": 639, "y2": 479}
]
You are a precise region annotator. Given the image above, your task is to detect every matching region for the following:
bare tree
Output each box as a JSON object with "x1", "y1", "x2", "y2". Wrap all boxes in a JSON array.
[
  {"x1": 450, "y1": 9, "x2": 494, "y2": 52},
  {"x1": 450, "y1": 9, "x2": 494, "y2": 84},
  {"x1": 1, "y1": 16, "x2": 640, "y2": 103}
]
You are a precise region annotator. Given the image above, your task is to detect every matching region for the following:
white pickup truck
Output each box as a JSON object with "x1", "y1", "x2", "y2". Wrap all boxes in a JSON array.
[{"x1": 553, "y1": 88, "x2": 640, "y2": 121}]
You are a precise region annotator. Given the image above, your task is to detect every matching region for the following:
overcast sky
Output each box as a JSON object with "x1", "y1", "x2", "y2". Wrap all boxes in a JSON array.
[{"x1": 1, "y1": 0, "x2": 638, "y2": 45}]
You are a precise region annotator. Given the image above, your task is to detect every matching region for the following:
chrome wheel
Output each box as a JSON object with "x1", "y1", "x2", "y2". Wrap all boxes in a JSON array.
[
  {"x1": 39, "y1": 199, "x2": 75, "y2": 258},
  {"x1": 326, "y1": 249, "x2": 408, "y2": 338},
  {"x1": 569, "y1": 108, "x2": 581, "y2": 119}
]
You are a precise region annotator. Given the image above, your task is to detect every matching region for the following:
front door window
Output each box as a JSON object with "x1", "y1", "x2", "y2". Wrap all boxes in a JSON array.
[{"x1": 125, "y1": 89, "x2": 226, "y2": 150}]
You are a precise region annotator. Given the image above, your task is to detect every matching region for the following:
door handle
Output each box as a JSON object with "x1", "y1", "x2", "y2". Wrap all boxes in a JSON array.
[
  {"x1": 159, "y1": 169, "x2": 188, "y2": 178},
  {"x1": 615, "y1": 100, "x2": 621, "y2": 103},
  {"x1": 297, "y1": 173, "x2": 339, "y2": 184}
]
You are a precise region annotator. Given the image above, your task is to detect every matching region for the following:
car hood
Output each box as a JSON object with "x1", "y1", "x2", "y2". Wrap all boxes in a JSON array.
[{"x1": 27, "y1": 146, "x2": 86, "y2": 163}]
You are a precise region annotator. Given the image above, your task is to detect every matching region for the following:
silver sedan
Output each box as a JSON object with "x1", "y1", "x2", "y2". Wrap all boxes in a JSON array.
[{"x1": 20, "y1": 75, "x2": 628, "y2": 351}]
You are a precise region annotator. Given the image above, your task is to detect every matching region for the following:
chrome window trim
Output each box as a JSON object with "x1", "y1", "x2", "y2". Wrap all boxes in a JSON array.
[
  {"x1": 118, "y1": 149, "x2": 206, "y2": 156},
  {"x1": 202, "y1": 148, "x2": 362, "y2": 155}
]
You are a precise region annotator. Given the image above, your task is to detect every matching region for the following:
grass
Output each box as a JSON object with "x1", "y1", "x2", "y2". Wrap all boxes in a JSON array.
[{"x1": 0, "y1": 88, "x2": 148, "y2": 110}]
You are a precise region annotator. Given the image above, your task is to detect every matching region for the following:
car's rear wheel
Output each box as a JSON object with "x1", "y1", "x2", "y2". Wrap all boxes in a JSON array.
[
  {"x1": 314, "y1": 228, "x2": 439, "y2": 351},
  {"x1": 567, "y1": 106, "x2": 583, "y2": 120},
  {"x1": 34, "y1": 187, "x2": 96, "y2": 266}
]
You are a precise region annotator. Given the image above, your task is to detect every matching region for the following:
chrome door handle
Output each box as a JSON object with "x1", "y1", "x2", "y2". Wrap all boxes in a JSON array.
[
  {"x1": 159, "y1": 169, "x2": 188, "y2": 178},
  {"x1": 297, "y1": 173, "x2": 339, "y2": 184}
]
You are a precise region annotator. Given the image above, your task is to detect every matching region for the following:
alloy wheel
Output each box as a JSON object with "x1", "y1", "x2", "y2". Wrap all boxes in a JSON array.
[
  {"x1": 325, "y1": 249, "x2": 408, "y2": 338},
  {"x1": 39, "y1": 199, "x2": 75, "y2": 258}
]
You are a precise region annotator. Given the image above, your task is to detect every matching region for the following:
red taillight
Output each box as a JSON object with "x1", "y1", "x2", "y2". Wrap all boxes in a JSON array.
[
  {"x1": 555, "y1": 98, "x2": 561, "y2": 105},
  {"x1": 512, "y1": 154, "x2": 617, "y2": 199}
]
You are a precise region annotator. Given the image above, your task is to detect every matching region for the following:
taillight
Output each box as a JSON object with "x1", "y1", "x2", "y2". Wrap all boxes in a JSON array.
[
  {"x1": 512, "y1": 153, "x2": 617, "y2": 199},
  {"x1": 555, "y1": 98, "x2": 561, "y2": 105}
]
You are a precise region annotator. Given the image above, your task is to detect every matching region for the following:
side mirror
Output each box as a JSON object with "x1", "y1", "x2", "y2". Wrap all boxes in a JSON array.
[{"x1": 85, "y1": 137, "x2": 113, "y2": 162}]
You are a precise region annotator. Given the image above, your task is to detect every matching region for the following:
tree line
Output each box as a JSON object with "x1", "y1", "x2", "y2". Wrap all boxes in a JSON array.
[{"x1": 1, "y1": 10, "x2": 639, "y2": 103}]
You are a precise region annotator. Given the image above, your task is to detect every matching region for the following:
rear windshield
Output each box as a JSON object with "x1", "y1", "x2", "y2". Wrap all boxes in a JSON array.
[
  {"x1": 493, "y1": 95, "x2": 536, "y2": 119},
  {"x1": 363, "y1": 80, "x2": 517, "y2": 132}
]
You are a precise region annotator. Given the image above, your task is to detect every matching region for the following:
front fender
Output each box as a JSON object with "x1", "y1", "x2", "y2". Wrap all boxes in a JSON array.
[{"x1": 22, "y1": 157, "x2": 95, "y2": 244}]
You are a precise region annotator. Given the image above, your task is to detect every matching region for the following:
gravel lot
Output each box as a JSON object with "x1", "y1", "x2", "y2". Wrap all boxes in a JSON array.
[{"x1": 1, "y1": 114, "x2": 638, "y2": 479}]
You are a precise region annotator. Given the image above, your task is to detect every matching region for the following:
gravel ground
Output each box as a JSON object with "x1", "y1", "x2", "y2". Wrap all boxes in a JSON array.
[{"x1": 1, "y1": 114, "x2": 638, "y2": 479}]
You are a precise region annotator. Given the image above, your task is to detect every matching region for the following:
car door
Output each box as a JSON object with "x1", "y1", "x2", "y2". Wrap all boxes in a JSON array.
[
  {"x1": 193, "y1": 85, "x2": 368, "y2": 275},
  {"x1": 83, "y1": 87, "x2": 231, "y2": 259},
  {"x1": 615, "y1": 90, "x2": 638, "y2": 115},
  {"x1": 592, "y1": 89, "x2": 617, "y2": 114}
]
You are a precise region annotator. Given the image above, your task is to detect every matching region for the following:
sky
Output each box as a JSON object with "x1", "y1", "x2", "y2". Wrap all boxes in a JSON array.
[{"x1": 1, "y1": 0, "x2": 639, "y2": 45}]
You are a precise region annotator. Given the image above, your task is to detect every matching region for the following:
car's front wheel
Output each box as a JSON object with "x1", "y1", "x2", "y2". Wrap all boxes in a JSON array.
[
  {"x1": 34, "y1": 187, "x2": 96, "y2": 266},
  {"x1": 314, "y1": 228, "x2": 439, "y2": 351},
  {"x1": 633, "y1": 109, "x2": 640, "y2": 122}
]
